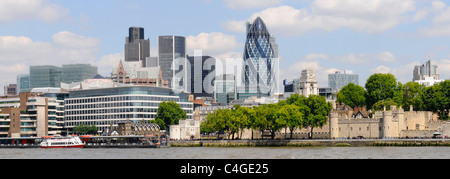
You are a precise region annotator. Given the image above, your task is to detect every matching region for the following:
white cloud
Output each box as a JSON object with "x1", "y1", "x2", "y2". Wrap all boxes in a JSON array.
[
  {"x1": 280, "y1": 54, "x2": 336, "y2": 87},
  {"x1": 0, "y1": 0, "x2": 68, "y2": 23},
  {"x1": 224, "y1": 0, "x2": 415, "y2": 35},
  {"x1": 415, "y1": 1, "x2": 450, "y2": 36},
  {"x1": 90, "y1": 52, "x2": 124, "y2": 77},
  {"x1": 223, "y1": 0, "x2": 283, "y2": 10},
  {"x1": 370, "y1": 62, "x2": 421, "y2": 83},
  {"x1": 414, "y1": 0, "x2": 446, "y2": 21},
  {"x1": 337, "y1": 52, "x2": 397, "y2": 64},
  {"x1": 222, "y1": 20, "x2": 247, "y2": 33},
  {"x1": 0, "y1": 32, "x2": 101, "y2": 88},
  {"x1": 53, "y1": 31, "x2": 100, "y2": 49},
  {"x1": 186, "y1": 32, "x2": 243, "y2": 59}
]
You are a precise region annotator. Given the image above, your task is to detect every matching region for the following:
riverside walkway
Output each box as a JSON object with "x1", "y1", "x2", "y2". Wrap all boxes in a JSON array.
[
  {"x1": 1, "y1": 137, "x2": 449, "y2": 148},
  {"x1": 170, "y1": 138, "x2": 450, "y2": 147}
]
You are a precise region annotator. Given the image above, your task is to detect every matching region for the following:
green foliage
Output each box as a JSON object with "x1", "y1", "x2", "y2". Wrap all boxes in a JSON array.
[
  {"x1": 336, "y1": 83, "x2": 366, "y2": 108},
  {"x1": 364, "y1": 73, "x2": 398, "y2": 110},
  {"x1": 155, "y1": 101, "x2": 187, "y2": 130},
  {"x1": 372, "y1": 98, "x2": 397, "y2": 112},
  {"x1": 400, "y1": 81, "x2": 425, "y2": 111},
  {"x1": 422, "y1": 80, "x2": 450, "y2": 120},
  {"x1": 73, "y1": 124, "x2": 98, "y2": 135},
  {"x1": 201, "y1": 94, "x2": 331, "y2": 140}
]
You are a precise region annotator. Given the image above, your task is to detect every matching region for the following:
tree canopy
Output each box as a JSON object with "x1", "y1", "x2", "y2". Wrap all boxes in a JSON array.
[
  {"x1": 365, "y1": 73, "x2": 398, "y2": 110},
  {"x1": 336, "y1": 83, "x2": 366, "y2": 108},
  {"x1": 155, "y1": 101, "x2": 187, "y2": 130},
  {"x1": 201, "y1": 94, "x2": 331, "y2": 139},
  {"x1": 73, "y1": 124, "x2": 98, "y2": 135}
]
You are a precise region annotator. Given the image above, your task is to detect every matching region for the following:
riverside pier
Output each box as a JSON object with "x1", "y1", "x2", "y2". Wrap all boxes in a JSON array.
[{"x1": 0, "y1": 135, "x2": 168, "y2": 148}]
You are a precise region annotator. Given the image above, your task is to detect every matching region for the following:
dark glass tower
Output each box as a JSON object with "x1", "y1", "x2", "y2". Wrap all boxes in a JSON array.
[
  {"x1": 158, "y1": 36, "x2": 186, "y2": 88},
  {"x1": 241, "y1": 17, "x2": 278, "y2": 97},
  {"x1": 125, "y1": 27, "x2": 150, "y2": 64}
]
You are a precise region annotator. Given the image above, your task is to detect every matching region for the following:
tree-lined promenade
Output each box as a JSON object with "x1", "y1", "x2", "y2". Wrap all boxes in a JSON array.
[
  {"x1": 200, "y1": 73, "x2": 450, "y2": 140},
  {"x1": 201, "y1": 94, "x2": 332, "y2": 140}
]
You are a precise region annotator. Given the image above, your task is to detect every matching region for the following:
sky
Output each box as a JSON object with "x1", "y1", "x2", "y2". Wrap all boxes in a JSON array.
[{"x1": 1, "y1": 0, "x2": 450, "y2": 94}]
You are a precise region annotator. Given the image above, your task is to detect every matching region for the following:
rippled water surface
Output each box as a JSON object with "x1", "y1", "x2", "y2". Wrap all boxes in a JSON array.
[
  {"x1": 1, "y1": 147, "x2": 450, "y2": 159},
  {"x1": 0, "y1": 147, "x2": 450, "y2": 159}
]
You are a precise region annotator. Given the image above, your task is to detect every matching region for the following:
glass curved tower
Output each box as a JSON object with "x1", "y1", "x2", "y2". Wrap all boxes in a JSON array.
[{"x1": 242, "y1": 17, "x2": 278, "y2": 96}]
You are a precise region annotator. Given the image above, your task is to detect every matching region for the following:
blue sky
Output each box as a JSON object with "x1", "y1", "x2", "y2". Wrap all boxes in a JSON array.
[{"x1": 1, "y1": 0, "x2": 450, "y2": 94}]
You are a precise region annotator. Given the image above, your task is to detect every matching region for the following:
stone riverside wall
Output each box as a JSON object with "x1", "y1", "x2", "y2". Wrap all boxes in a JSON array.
[{"x1": 170, "y1": 139, "x2": 450, "y2": 147}]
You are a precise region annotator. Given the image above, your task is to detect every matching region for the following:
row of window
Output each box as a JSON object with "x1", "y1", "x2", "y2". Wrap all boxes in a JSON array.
[
  {"x1": 65, "y1": 95, "x2": 180, "y2": 104},
  {"x1": 65, "y1": 112, "x2": 193, "y2": 121},
  {"x1": 65, "y1": 107, "x2": 159, "y2": 115},
  {"x1": 65, "y1": 101, "x2": 193, "y2": 110}
]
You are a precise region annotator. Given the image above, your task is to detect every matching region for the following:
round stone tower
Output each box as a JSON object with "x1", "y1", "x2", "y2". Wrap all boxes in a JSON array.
[{"x1": 330, "y1": 112, "x2": 339, "y2": 139}]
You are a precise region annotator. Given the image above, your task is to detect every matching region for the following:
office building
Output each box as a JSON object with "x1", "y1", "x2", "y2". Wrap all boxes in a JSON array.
[
  {"x1": 4, "y1": 84, "x2": 17, "y2": 96},
  {"x1": 111, "y1": 60, "x2": 169, "y2": 87},
  {"x1": 328, "y1": 70, "x2": 359, "y2": 93},
  {"x1": 158, "y1": 36, "x2": 186, "y2": 88},
  {"x1": 413, "y1": 61, "x2": 442, "y2": 87},
  {"x1": 62, "y1": 64, "x2": 98, "y2": 84},
  {"x1": 17, "y1": 74, "x2": 31, "y2": 93},
  {"x1": 187, "y1": 55, "x2": 216, "y2": 98},
  {"x1": 30, "y1": 64, "x2": 98, "y2": 89},
  {"x1": 0, "y1": 92, "x2": 66, "y2": 137},
  {"x1": 214, "y1": 74, "x2": 236, "y2": 104},
  {"x1": 145, "y1": 57, "x2": 159, "y2": 68},
  {"x1": 64, "y1": 86, "x2": 194, "y2": 133},
  {"x1": 297, "y1": 69, "x2": 319, "y2": 97},
  {"x1": 125, "y1": 27, "x2": 150, "y2": 64},
  {"x1": 242, "y1": 17, "x2": 279, "y2": 97},
  {"x1": 413, "y1": 60, "x2": 440, "y2": 81},
  {"x1": 30, "y1": 65, "x2": 62, "y2": 88}
]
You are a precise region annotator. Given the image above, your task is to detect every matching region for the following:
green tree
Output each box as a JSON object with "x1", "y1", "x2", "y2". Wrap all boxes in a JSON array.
[
  {"x1": 365, "y1": 73, "x2": 398, "y2": 110},
  {"x1": 303, "y1": 95, "x2": 332, "y2": 139},
  {"x1": 286, "y1": 94, "x2": 332, "y2": 139},
  {"x1": 336, "y1": 83, "x2": 366, "y2": 108},
  {"x1": 155, "y1": 101, "x2": 187, "y2": 130},
  {"x1": 401, "y1": 81, "x2": 425, "y2": 111},
  {"x1": 73, "y1": 124, "x2": 98, "y2": 135},
  {"x1": 422, "y1": 80, "x2": 450, "y2": 120},
  {"x1": 252, "y1": 104, "x2": 281, "y2": 139},
  {"x1": 372, "y1": 98, "x2": 397, "y2": 112},
  {"x1": 275, "y1": 104, "x2": 303, "y2": 139},
  {"x1": 201, "y1": 108, "x2": 231, "y2": 139}
]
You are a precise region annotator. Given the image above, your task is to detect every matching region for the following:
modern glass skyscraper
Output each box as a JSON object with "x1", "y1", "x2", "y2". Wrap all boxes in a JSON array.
[
  {"x1": 30, "y1": 65, "x2": 62, "y2": 88},
  {"x1": 17, "y1": 74, "x2": 31, "y2": 93},
  {"x1": 186, "y1": 55, "x2": 216, "y2": 98},
  {"x1": 328, "y1": 70, "x2": 359, "y2": 93},
  {"x1": 158, "y1": 36, "x2": 186, "y2": 88},
  {"x1": 241, "y1": 17, "x2": 279, "y2": 97},
  {"x1": 125, "y1": 27, "x2": 150, "y2": 64},
  {"x1": 62, "y1": 64, "x2": 98, "y2": 84},
  {"x1": 29, "y1": 64, "x2": 98, "y2": 89}
]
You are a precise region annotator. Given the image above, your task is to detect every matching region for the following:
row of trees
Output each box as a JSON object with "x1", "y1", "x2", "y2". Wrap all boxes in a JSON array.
[
  {"x1": 201, "y1": 94, "x2": 332, "y2": 139},
  {"x1": 337, "y1": 73, "x2": 450, "y2": 120}
]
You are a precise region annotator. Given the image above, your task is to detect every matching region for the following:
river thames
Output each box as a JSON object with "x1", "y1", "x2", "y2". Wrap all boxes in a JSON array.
[{"x1": 1, "y1": 147, "x2": 450, "y2": 159}]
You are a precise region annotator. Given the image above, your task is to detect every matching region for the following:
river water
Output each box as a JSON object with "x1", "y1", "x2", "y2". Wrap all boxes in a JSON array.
[{"x1": 1, "y1": 147, "x2": 450, "y2": 159}]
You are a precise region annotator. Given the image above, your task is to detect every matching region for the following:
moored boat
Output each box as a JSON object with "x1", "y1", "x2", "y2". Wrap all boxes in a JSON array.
[{"x1": 40, "y1": 136, "x2": 85, "y2": 149}]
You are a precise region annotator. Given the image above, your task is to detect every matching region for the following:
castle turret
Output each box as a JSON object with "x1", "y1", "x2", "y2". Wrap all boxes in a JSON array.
[
  {"x1": 382, "y1": 105, "x2": 399, "y2": 138},
  {"x1": 330, "y1": 112, "x2": 339, "y2": 139}
]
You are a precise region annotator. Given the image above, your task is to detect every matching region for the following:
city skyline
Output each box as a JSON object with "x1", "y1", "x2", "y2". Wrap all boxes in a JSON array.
[{"x1": 1, "y1": 0, "x2": 450, "y2": 95}]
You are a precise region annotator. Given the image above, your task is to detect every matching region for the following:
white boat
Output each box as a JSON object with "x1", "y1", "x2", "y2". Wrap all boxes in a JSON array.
[{"x1": 40, "y1": 136, "x2": 85, "y2": 149}]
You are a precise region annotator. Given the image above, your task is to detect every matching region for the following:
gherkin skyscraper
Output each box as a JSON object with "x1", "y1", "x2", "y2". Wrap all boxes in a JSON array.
[{"x1": 241, "y1": 17, "x2": 278, "y2": 98}]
